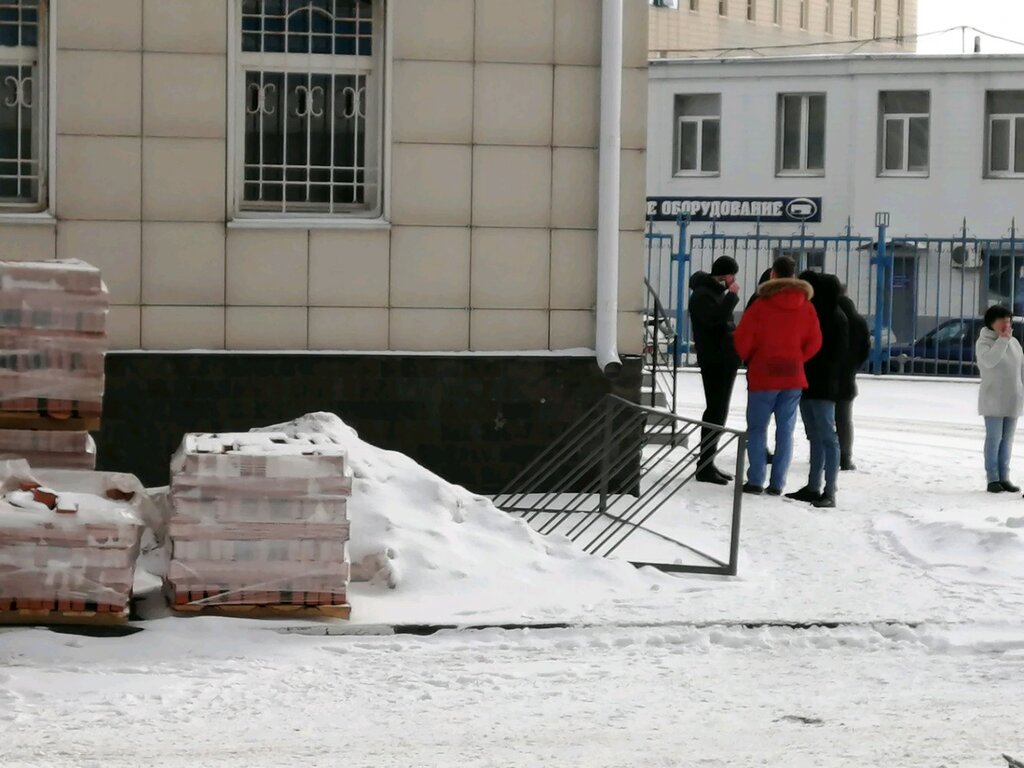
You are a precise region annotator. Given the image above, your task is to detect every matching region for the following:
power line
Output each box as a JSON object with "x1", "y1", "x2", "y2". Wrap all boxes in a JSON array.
[{"x1": 650, "y1": 24, "x2": 1024, "y2": 57}]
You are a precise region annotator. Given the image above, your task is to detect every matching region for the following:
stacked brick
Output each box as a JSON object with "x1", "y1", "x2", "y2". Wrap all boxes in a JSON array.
[
  {"x1": 0, "y1": 259, "x2": 109, "y2": 470},
  {"x1": 0, "y1": 473, "x2": 143, "y2": 618},
  {"x1": 166, "y1": 433, "x2": 352, "y2": 610}
]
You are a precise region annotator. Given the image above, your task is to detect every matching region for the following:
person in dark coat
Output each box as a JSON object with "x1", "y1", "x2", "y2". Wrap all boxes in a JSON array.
[
  {"x1": 745, "y1": 268, "x2": 772, "y2": 310},
  {"x1": 688, "y1": 255, "x2": 742, "y2": 484},
  {"x1": 836, "y1": 285, "x2": 871, "y2": 471},
  {"x1": 786, "y1": 272, "x2": 849, "y2": 508}
]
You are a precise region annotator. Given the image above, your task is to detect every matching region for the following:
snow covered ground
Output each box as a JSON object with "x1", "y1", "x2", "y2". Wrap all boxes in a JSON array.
[{"x1": 3, "y1": 373, "x2": 1024, "y2": 767}]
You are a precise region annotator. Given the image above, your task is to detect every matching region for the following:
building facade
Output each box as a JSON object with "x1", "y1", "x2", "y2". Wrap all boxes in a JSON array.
[
  {"x1": 0, "y1": 0, "x2": 650, "y2": 490},
  {"x1": 647, "y1": 54, "x2": 1024, "y2": 346},
  {"x1": 649, "y1": 0, "x2": 917, "y2": 58}
]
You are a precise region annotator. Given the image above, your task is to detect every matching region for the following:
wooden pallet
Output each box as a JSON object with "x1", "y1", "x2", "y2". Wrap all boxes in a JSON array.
[
  {"x1": 170, "y1": 603, "x2": 351, "y2": 620},
  {"x1": 0, "y1": 607, "x2": 129, "y2": 627},
  {"x1": 0, "y1": 413, "x2": 100, "y2": 431}
]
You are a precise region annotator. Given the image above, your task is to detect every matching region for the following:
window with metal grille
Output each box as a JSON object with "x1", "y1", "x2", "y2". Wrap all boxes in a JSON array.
[
  {"x1": 776, "y1": 93, "x2": 825, "y2": 175},
  {"x1": 878, "y1": 91, "x2": 929, "y2": 176},
  {"x1": 985, "y1": 91, "x2": 1024, "y2": 177},
  {"x1": 233, "y1": 0, "x2": 383, "y2": 218},
  {"x1": 674, "y1": 94, "x2": 720, "y2": 176},
  {"x1": 0, "y1": 0, "x2": 45, "y2": 211}
]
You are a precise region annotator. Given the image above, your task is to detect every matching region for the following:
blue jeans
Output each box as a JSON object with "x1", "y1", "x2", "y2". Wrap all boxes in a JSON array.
[
  {"x1": 746, "y1": 389, "x2": 802, "y2": 490},
  {"x1": 800, "y1": 399, "x2": 841, "y2": 497},
  {"x1": 984, "y1": 416, "x2": 1017, "y2": 483}
]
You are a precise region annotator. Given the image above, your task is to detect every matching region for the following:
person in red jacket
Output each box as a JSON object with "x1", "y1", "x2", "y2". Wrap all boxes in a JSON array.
[{"x1": 733, "y1": 256, "x2": 822, "y2": 495}]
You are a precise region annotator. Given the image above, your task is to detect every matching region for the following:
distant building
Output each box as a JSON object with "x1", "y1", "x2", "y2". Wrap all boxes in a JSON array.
[{"x1": 649, "y1": 0, "x2": 917, "y2": 58}]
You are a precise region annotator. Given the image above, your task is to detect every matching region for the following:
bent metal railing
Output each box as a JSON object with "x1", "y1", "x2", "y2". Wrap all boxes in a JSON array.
[{"x1": 494, "y1": 395, "x2": 745, "y2": 576}]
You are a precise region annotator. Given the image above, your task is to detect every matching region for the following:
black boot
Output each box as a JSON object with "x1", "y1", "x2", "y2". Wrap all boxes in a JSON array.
[
  {"x1": 1001, "y1": 480, "x2": 1021, "y2": 493},
  {"x1": 785, "y1": 486, "x2": 822, "y2": 503},
  {"x1": 988, "y1": 481, "x2": 1006, "y2": 493},
  {"x1": 696, "y1": 469, "x2": 729, "y2": 485},
  {"x1": 813, "y1": 494, "x2": 836, "y2": 508},
  {"x1": 742, "y1": 483, "x2": 764, "y2": 495}
]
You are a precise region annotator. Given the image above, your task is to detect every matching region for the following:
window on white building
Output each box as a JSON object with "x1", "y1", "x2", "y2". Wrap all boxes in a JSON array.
[
  {"x1": 773, "y1": 0, "x2": 781, "y2": 25},
  {"x1": 0, "y1": 0, "x2": 45, "y2": 212},
  {"x1": 872, "y1": 0, "x2": 881, "y2": 38},
  {"x1": 878, "y1": 91, "x2": 929, "y2": 176},
  {"x1": 718, "y1": 0, "x2": 727, "y2": 16},
  {"x1": 777, "y1": 93, "x2": 825, "y2": 175},
  {"x1": 233, "y1": 0, "x2": 384, "y2": 218},
  {"x1": 747, "y1": 0, "x2": 755, "y2": 21},
  {"x1": 799, "y1": 0, "x2": 808, "y2": 29},
  {"x1": 849, "y1": 0, "x2": 858, "y2": 36},
  {"x1": 986, "y1": 91, "x2": 1024, "y2": 177},
  {"x1": 674, "y1": 94, "x2": 720, "y2": 176},
  {"x1": 825, "y1": 0, "x2": 834, "y2": 33}
]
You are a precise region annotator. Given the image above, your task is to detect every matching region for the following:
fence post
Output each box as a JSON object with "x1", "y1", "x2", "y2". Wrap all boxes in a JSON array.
[
  {"x1": 599, "y1": 398, "x2": 612, "y2": 517},
  {"x1": 870, "y1": 212, "x2": 891, "y2": 374},
  {"x1": 673, "y1": 214, "x2": 689, "y2": 366}
]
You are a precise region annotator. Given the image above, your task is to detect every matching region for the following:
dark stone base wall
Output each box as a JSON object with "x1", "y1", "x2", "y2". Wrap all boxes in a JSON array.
[{"x1": 97, "y1": 353, "x2": 643, "y2": 493}]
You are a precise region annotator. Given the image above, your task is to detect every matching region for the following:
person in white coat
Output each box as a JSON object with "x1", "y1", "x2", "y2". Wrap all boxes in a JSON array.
[{"x1": 976, "y1": 304, "x2": 1024, "y2": 493}]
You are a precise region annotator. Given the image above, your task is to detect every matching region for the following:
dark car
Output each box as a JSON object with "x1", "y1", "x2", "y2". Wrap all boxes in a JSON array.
[{"x1": 883, "y1": 317, "x2": 1024, "y2": 376}]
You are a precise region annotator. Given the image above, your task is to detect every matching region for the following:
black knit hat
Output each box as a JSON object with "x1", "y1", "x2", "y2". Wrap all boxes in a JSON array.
[{"x1": 710, "y1": 256, "x2": 739, "y2": 277}]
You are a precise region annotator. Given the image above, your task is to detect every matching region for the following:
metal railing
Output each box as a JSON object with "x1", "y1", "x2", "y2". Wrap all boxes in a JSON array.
[
  {"x1": 494, "y1": 395, "x2": 745, "y2": 576},
  {"x1": 648, "y1": 213, "x2": 1024, "y2": 377},
  {"x1": 643, "y1": 277, "x2": 679, "y2": 423}
]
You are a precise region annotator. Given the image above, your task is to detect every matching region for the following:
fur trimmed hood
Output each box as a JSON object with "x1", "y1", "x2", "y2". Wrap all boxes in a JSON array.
[{"x1": 757, "y1": 277, "x2": 814, "y2": 301}]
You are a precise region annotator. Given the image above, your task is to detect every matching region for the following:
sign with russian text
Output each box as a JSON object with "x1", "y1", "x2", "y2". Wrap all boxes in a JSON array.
[{"x1": 646, "y1": 196, "x2": 823, "y2": 223}]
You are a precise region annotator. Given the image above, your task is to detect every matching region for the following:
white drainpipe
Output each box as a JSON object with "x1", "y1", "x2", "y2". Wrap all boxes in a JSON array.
[{"x1": 596, "y1": 0, "x2": 623, "y2": 376}]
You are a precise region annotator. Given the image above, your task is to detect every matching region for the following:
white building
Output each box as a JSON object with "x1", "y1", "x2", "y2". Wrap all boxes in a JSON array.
[{"x1": 646, "y1": 54, "x2": 1024, "y2": 343}]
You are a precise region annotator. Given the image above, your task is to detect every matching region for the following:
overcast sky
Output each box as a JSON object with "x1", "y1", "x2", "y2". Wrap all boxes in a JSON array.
[{"x1": 917, "y1": 0, "x2": 1024, "y2": 53}]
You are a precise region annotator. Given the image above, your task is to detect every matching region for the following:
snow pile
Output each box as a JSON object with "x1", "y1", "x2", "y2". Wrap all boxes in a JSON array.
[{"x1": 253, "y1": 413, "x2": 662, "y2": 623}]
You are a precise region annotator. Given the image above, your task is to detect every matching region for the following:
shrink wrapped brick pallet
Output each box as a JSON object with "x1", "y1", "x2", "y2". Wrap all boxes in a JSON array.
[
  {"x1": 0, "y1": 460, "x2": 144, "y2": 624},
  {"x1": 0, "y1": 258, "x2": 108, "y2": 420},
  {"x1": 0, "y1": 259, "x2": 108, "y2": 470},
  {"x1": 167, "y1": 432, "x2": 353, "y2": 617}
]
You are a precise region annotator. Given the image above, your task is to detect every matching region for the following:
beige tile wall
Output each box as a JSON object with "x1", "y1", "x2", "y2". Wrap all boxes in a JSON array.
[{"x1": 1, "y1": 0, "x2": 647, "y2": 355}]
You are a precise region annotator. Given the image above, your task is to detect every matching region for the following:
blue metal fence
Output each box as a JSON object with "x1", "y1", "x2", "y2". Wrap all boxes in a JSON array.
[{"x1": 645, "y1": 214, "x2": 1024, "y2": 377}]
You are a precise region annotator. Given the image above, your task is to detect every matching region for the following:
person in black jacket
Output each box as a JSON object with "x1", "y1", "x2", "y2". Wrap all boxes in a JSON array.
[
  {"x1": 689, "y1": 256, "x2": 741, "y2": 484},
  {"x1": 836, "y1": 284, "x2": 871, "y2": 470},
  {"x1": 787, "y1": 272, "x2": 849, "y2": 508}
]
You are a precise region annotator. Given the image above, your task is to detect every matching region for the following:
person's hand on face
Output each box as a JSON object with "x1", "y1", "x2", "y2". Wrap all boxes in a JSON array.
[{"x1": 723, "y1": 275, "x2": 740, "y2": 295}]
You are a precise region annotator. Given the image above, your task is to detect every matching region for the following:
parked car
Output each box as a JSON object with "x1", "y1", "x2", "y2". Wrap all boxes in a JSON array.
[{"x1": 882, "y1": 317, "x2": 1024, "y2": 376}]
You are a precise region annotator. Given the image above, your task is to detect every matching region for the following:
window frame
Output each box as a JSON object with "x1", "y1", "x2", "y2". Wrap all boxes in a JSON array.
[
  {"x1": 878, "y1": 91, "x2": 930, "y2": 178},
  {"x1": 776, "y1": 93, "x2": 826, "y2": 177},
  {"x1": 772, "y1": 0, "x2": 781, "y2": 25},
  {"x1": 718, "y1": 0, "x2": 727, "y2": 16},
  {"x1": 824, "y1": 0, "x2": 834, "y2": 34},
  {"x1": 872, "y1": 0, "x2": 881, "y2": 38},
  {"x1": 849, "y1": 0, "x2": 858, "y2": 36},
  {"x1": 675, "y1": 113, "x2": 720, "y2": 177},
  {"x1": 798, "y1": 0, "x2": 807, "y2": 29},
  {"x1": 985, "y1": 91, "x2": 1024, "y2": 178},
  {"x1": 226, "y1": 0, "x2": 391, "y2": 227},
  {"x1": 0, "y1": 0, "x2": 52, "y2": 218},
  {"x1": 690, "y1": 0, "x2": 699, "y2": 11},
  {"x1": 746, "y1": 0, "x2": 755, "y2": 21}
]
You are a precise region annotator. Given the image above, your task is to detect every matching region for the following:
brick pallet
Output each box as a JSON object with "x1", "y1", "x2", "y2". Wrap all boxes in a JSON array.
[
  {"x1": 167, "y1": 432, "x2": 353, "y2": 617},
  {"x1": 0, "y1": 259, "x2": 108, "y2": 470},
  {"x1": 0, "y1": 462, "x2": 144, "y2": 626}
]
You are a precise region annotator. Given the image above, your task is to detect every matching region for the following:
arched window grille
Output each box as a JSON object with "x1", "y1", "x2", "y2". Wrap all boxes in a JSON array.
[
  {"x1": 234, "y1": 0, "x2": 384, "y2": 217},
  {"x1": 0, "y1": 0, "x2": 45, "y2": 211}
]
